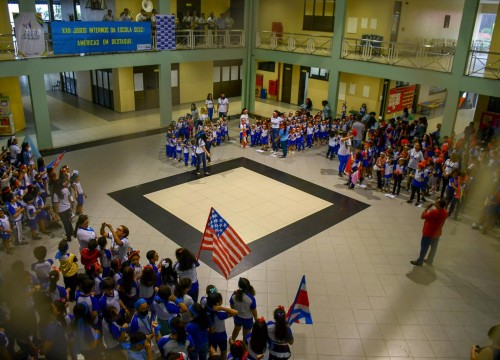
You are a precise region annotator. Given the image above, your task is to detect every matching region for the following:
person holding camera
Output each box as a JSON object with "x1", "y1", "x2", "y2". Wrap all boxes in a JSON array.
[
  {"x1": 410, "y1": 198, "x2": 448, "y2": 266},
  {"x1": 100, "y1": 222, "x2": 130, "y2": 263},
  {"x1": 471, "y1": 325, "x2": 500, "y2": 360}
]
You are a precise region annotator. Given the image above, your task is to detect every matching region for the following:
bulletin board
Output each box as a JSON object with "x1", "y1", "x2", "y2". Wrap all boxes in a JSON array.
[{"x1": 387, "y1": 85, "x2": 416, "y2": 114}]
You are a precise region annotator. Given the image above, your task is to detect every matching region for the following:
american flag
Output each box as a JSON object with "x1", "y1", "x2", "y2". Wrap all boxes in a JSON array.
[{"x1": 199, "y1": 207, "x2": 250, "y2": 279}]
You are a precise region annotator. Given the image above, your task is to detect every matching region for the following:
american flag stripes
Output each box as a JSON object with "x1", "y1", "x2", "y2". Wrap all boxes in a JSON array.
[{"x1": 199, "y1": 207, "x2": 250, "y2": 279}]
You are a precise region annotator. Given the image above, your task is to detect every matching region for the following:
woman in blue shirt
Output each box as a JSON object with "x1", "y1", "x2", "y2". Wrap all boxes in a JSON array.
[{"x1": 278, "y1": 124, "x2": 289, "y2": 159}]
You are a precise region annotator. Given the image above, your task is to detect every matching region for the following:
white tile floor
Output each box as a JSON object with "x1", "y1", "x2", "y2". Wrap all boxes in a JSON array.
[{"x1": 2, "y1": 99, "x2": 498, "y2": 360}]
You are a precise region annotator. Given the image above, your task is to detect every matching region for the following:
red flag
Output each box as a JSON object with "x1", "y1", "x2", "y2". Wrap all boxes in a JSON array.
[
  {"x1": 199, "y1": 208, "x2": 250, "y2": 279},
  {"x1": 345, "y1": 154, "x2": 352, "y2": 173}
]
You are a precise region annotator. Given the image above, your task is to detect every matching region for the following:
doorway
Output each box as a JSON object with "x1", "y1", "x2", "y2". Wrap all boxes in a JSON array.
[
  {"x1": 171, "y1": 63, "x2": 180, "y2": 106},
  {"x1": 281, "y1": 64, "x2": 293, "y2": 104},
  {"x1": 298, "y1": 66, "x2": 310, "y2": 105}
]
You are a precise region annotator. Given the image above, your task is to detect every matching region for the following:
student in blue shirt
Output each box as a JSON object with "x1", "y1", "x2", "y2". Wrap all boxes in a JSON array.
[
  {"x1": 186, "y1": 303, "x2": 211, "y2": 360},
  {"x1": 128, "y1": 331, "x2": 154, "y2": 360}
]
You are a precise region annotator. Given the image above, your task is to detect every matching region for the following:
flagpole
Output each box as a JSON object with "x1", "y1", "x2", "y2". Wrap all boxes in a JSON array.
[{"x1": 197, "y1": 207, "x2": 214, "y2": 260}]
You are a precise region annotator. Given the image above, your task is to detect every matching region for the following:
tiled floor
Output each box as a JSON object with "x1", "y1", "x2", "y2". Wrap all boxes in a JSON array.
[{"x1": 2, "y1": 97, "x2": 498, "y2": 360}]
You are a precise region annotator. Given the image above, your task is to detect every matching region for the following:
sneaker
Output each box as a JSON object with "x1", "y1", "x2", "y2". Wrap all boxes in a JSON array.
[
  {"x1": 423, "y1": 259, "x2": 433, "y2": 266},
  {"x1": 471, "y1": 223, "x2": 479, "y2": 230},
  {"x1": 338, "y1": 173, "x2": 343, "y2": 177},
  {"x1": 415, "y1": 202, "x2": 420, "y2": 206},
  {"x1": 205, "y1": 172, "x2": 210, "y2": 176},
  {"x1": 33, "y1": 236, "x2": 42, "y2": 240},
  {"x1": 196, "y1": 172, "x2": 201, "y2": 176},
  {"x1": 407, "y1": 200, "x2": 413, "y2": 204},
  {"x1": 410, "y1": 260, "x2": 423, "y2": 266}
]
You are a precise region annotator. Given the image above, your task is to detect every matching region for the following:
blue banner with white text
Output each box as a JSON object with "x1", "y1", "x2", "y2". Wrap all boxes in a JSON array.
[{"x1": 51, "y1": 21, "x2": 152, "y2": 54}]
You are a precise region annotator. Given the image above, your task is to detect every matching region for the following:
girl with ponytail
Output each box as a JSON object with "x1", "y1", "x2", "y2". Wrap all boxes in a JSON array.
[{"x1": 267, "y1": 306, "x2": 294, "y2": 359}]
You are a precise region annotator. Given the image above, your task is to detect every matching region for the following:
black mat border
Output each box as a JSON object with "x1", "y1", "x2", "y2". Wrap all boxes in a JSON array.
[{"x1": 108, "y1": 157, "x2": 370, "y2": 278}]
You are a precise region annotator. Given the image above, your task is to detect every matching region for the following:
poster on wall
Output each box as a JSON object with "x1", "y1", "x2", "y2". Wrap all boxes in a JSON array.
[
  {"x1": 387, "y1": 84, "x2": 416, "y2": 114},
  {"x1": 14, "y1": 13, "x2": 46, "y2": 58},
  {"x1": 155, "y1": 15, "x2": 176, "y2": 50},
  {"x1": 51, "y1": 22, "x2": 152, "y2": 54}
]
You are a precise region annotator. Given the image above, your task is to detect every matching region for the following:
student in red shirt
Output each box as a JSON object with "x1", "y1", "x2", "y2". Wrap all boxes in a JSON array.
[{"x1": 410, "y1": 198, "x2": 448, "y2": 266}]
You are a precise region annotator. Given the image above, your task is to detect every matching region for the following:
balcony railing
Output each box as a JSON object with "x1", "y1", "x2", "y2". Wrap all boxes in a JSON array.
[
  {"x1": 342, "y1": 37, "x2": 455, "y2": 73},
  {"x1": 0, "y1": 29, "x2": 245, "y2": 60},
  {"x1": 466, "y1": 50, "x2": 500, "y2": 80},
  {"x1": 255, "y1": 31, "x2": 332, "y2": 57}
]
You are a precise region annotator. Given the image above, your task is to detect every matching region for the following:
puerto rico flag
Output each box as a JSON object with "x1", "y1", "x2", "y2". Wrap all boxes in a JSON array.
[
  {"x1": 199, "y1": 207, "x2": 250, "y2": 279},
  {"x1": 286, "y1": 275, "x2": 313, "y2": 325}
]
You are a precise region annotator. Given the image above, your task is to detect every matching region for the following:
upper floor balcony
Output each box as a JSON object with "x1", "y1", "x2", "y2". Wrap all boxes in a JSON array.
[
  {"x1": 255, "y1": 31, "x2": 332, "y2": 57},
  {"x1": 0, "y1": 29, "x2": 245, "y2": 61}
]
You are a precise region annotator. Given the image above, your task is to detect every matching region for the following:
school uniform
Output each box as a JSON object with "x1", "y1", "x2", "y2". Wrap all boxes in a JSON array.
[
  {"x1": 107, "y1": 232, "x2": 130, "y2": 263},
  {"x1": 99, "y1": 290, "x2": 121, "y2": 314},
  {"x1": 157, "y1": 334, "x2": 194, "y2": 358},
  {"x1": 186, "y1": 320, "x2": 210, "y2": 359},
  {"x1": 267, "y1": 321, "x2": 293, "y2": 360},
  {"x1": 230, "y1": 292, "x2": 256, "y2": 330},
  {"x1": 152, "y1": 296, "x2": 181, "y2": 336},
  {"x1": 206, "y1": 305, "x2": 230, "y2": 352},
  {"x1": 99, "y1": 247, "x2": 112, "y2": 277},
  {"x1": 174, "y1": 262, "x2": 200, "y2": 302},
  {"x1": 31, "y1": 259, "x2": 54, "y2": 288},
  {"x1": 245, "y1": 333, "x2": 269, "y2": 360}
]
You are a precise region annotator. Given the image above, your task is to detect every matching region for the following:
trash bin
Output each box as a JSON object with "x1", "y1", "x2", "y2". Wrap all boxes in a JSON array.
[{"x1": 260, "y1": 88, "x2": 267, "y2": 99}]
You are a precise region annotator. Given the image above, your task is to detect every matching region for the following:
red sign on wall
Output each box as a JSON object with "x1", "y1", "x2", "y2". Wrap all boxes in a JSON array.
[{"x1": 387, "y1": 85, "x2": 416, "y2": 114}]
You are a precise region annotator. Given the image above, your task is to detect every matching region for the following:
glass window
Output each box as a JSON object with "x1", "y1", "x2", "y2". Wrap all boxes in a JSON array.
[
  {"x1": 324, "y1": 0, "x2": 334, "y2": 16},
  {"x1": 35, "y1": 5, "x2": 50, "y2": 21},
  {"x1": 315, "y1": 0, "x2": 324, "y2": 16},
  {"x1": 304, "y1": 0, "x2": 314, "y2": 16}
]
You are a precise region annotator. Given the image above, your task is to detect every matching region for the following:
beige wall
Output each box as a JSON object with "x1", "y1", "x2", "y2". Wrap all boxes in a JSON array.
[
  {"x1": 345, "y1": 0, "x2": 463, "y2": 43},
  {"x1": 113, "y1": 67, "x2": 135, "y2": 112},
  {"x1": 337, "y1": 73, "x2": 383, "y2": 117},
  {"x1": 75, "y1": 71, "x2": 92, "y2": 102},
  {"x1": 179, "y1": 61, "x2": 213, "y2": 104},
  {"x1": 418, "y1": 84, "x2": 447, "y2": 104},
  {"x1": 398, "y1": 0, "x2": 464, "y2": 43},
  {"x1": 307, "y1": 78, "x2": 328, "y2": 110},
  {"x1": 259, "y1": 0, "x2": 329, "y2": 35},
  {"x1": 345, "y1": 0, "x2": 392, "y2": 40}
]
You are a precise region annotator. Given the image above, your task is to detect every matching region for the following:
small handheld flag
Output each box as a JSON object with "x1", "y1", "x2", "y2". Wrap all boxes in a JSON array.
[
  {"x1": 198, "y1": 207, "x2": 250, "y2": 279},
  {"x1": 286, "y1": 275, "x2": 313, "y2": 325},
  {"x1": 47, "y1": 151, "x2": 66, "y2": 169}
]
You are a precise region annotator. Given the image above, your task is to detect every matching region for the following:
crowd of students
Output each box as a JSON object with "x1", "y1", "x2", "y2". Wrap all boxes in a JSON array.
[{"x1": 0, "y1": 242, "x2": 294, "y2": 360}]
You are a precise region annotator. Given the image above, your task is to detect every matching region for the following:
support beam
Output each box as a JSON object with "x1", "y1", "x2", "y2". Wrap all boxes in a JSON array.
[
  {"x1": 159, "y1": 61, "x2": 173, "y2": 127},
  {"x1": 28, "y1": 73, "x2": 53, "y2": 150}
]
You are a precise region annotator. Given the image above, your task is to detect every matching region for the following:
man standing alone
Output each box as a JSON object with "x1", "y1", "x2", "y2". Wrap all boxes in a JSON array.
[
  {"x1": 217, "y1": 93, "x2": 229, "y2": 119},
  {"x1": 410, "y1": 198, "x2": 448, "y2": 266}
]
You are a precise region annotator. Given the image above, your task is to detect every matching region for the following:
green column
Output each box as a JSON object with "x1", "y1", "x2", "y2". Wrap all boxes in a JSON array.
[
  {"x1": 19, "y1": 0, "x2": 36, "y2": 12},
  {"x1": 159, "y1": 61, "x2": 173, "y2": 127},
  {"x1": 243, "y1": 0, "x2": 258, "y2": 113},
  {"x1": 28, "y1": 73, "x2": 53, "y2": 150},
  {"x1": 327, "y1": 0, "x2": 347, "y2": 116},
  {"x1": 440, "y1": 0, "x2": 480, "y2": 138}
]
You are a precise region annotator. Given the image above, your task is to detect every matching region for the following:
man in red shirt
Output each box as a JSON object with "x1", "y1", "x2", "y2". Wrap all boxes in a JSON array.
[{"x1": 410, "y1": 198, "x2": 448, "y2": 266}]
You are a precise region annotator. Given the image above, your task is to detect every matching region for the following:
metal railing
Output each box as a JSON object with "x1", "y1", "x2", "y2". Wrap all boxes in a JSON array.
[
  {"x1": 466, "y1": 50, "x2": 500, "y2": 80},
  {"x1": 174, "y1": 29, "x2": 244, "y2": 50},
  {"x1": 0, "y1": 29, "x2": 245, "y2": 61},
  {"x1": 342, "y1": 37, "x2": 455, "y2": 73},
  {"x1": 255, "y1": 31, "x2": 332, "y2": 57}
]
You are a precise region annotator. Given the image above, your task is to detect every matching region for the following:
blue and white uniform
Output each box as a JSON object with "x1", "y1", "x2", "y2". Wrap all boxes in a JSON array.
[{"x1": 230, "y1": 291, "x2": 256, "y2": 330}]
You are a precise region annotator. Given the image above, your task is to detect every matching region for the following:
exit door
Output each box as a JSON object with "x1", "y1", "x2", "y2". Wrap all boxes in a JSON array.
[{"x1": 298, "y1": 66, "x2": 310, "y2": 105}]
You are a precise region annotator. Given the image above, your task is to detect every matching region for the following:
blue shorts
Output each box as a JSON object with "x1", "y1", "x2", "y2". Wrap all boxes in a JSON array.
[
  {"x1": 234, "y1": 316, "x2": 253, "y2": 330},
  {"x1": 209, "y1": 332, "x2": 228, "y2": 352},
  {"x1": 77, "y1": 193, "x2": 84, "y2": 205}
]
